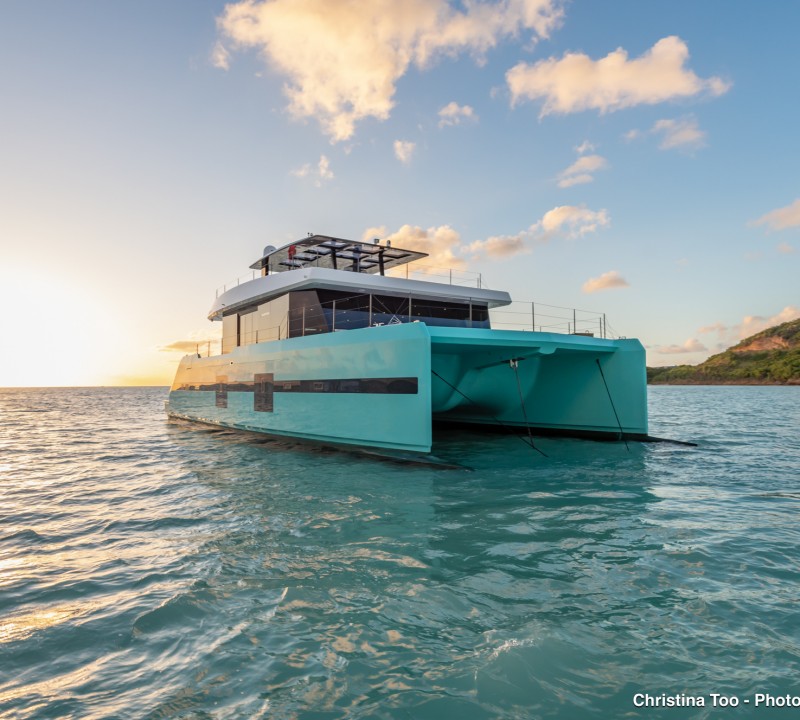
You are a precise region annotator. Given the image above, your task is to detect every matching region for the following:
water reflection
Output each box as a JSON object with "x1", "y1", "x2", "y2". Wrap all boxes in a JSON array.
[{"x1": 162, "y1": 420, "x2": 661, "y2": 718}]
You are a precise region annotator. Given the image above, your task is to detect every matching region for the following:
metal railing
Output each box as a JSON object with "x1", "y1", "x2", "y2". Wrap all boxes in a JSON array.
[
  {"x1": 490, "y1": 300, "x2": 613, "y2": 338},
  {"x1": 185, "y1": 292, "x2": 619, "y2": 360},
  {"x1": 215, "y1": 263, "x2": 483, "y2": 298},
  {"x1": 386, "y1": 264, "x2": 482, "y2": 288},
  {"x1": 216, "y1": 270, "x2": 259, "y2": 298},
  {"x1": 193, "y1": 339, "x2": 223, "y2": 358}
]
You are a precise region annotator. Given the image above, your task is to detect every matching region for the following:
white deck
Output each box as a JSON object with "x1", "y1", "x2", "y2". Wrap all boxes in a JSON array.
[{"x1": 209, "y1": 267, "x2": 511, "y2": 321}]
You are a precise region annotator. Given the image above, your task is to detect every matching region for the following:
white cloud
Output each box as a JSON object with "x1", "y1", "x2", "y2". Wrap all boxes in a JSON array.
[
  {"x1": 363, "y1": 224, "x2": 465, "y2": 268},
  {"x1": 557, "y1": 174, "x2": 593, "y2": 188},
  {"x1": 211, "y1": 41, "x2": 231, "y2": 70},
  {"x1": 467, "y1": 233, "x2": 529, "y2": 258},
  {"x1": 507, "y1": 36, "x2": 730, "y2": 116},
  {"x1": 291, "y1": 154, "x2": 334, "y2": 186},
  {"x1": 652, "y1": 117, "x2": 706, "y2": 150},
  {"x1": 695, "y1": 306, "x2": 800, "y2": 348},
  {"x1": 394, "y1": 140, "x2": 416, "y2": 164},
  {"x1": 468, "y1": 206, "x2": 609, "y2": 259},
  {"x1": 557, "y1": 153, "x2": 607, "y2": 188},
  {"x1": 364, "y1": 204, "x2": 609, "y2": 267},
  {"x1": 574, "y1": 140, "x2": 594, "y2": 154},
  {"x1": 582, "y1": 270, "x2": 629, "y2": 294},
  {"x1": 218, "y1": 0, "x2": 563, "y2": 141},
  {"x1": 537, "y1": 204, "x2": 610, "y2": 239},
  {"x1": 317, "y1": 155, "x2": 334, "y2": 182},
  {"x1": 438, "y1": 101, "x2": 478, "y2": 128},
  {"x1": 698, "y1": 322, "x2": 727, "y2": 335},
  {"x1": 655, "y1": 337, "x2": 708, "y2": 355},
  {"x1": 753, "y1": 198, "x2": 800, "y2": 231},
  {"x1": 468, "y1": 204, "x2": 609, "y2": 257},
  {"x1": 736, "y1": 306, "x2": 800, "y2": 340}
]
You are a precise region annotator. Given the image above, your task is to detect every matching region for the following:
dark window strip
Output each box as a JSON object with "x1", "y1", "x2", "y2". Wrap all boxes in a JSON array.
[{"x1": 177, "y1": 376, "x2": 418, "y2": 395}]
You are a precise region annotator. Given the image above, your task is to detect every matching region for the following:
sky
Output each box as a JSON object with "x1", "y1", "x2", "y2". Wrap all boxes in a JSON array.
[{"x1": 1, "y1": 0, "x2": 798, "y2": 386}]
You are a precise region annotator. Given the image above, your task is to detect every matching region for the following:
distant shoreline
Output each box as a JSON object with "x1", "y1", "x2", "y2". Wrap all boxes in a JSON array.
[{"x1": 648, "y1": 380, "x2": 800, "y2": 386}]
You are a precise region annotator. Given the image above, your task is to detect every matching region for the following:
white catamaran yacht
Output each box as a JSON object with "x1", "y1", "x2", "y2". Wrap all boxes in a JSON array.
[{"x1": 167, "y1": 234, "x2": 648, "y2": 457}]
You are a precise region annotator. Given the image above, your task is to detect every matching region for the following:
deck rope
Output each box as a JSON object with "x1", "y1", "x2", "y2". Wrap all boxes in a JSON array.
[
  {"x1": 431, "y1": 367, "x2": 547, "y2": 458},
  {"x1": 595, "y1": 358, "x2": 630, "y2": 452},
  {"x1": 509, "y1": 359, "x2": 546, "y2": 457}
]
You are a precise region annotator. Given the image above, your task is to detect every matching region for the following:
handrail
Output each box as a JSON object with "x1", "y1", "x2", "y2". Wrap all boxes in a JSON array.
[
  {"x1": 387, "y1": 263, "x2": 482, "y2": 288},
  {"x1": 490, "y1": 300, "x2": 613, "y2": 338},
  {"x1": 215, "y1": 262, "x2": 483, "y2": 298},
  {"x1": 189, "y1": 293, "x2": 617, "y2": 359},
  {"x1": 216, "y1": 270, "x2": 259, "y2": 298}
]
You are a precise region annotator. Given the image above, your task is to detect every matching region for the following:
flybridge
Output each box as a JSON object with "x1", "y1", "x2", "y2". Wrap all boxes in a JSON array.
[{"x1": 249, "y1": 234, "x2": 428, "y2": 276}]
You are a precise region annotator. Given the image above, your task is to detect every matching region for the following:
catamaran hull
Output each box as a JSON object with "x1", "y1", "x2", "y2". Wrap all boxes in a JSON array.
[{"x1": 166, "y1": 322, "x2": 647, "y2": 454}]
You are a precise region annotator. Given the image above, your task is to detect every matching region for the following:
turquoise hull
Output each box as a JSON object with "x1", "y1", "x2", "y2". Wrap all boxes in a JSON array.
[{"x1": 166, "y1": 322, "x2": 647, "y2": 454}]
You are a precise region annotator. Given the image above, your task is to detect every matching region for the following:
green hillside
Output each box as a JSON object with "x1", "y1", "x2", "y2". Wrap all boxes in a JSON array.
[{"x1": 648, "y1": 318, "x2": 800, "y2": 385}]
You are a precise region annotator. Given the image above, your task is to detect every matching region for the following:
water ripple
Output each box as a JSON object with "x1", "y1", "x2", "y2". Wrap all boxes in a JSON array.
[{"x1": 0, "y1": 386, "x2": 798, "y2": 718}]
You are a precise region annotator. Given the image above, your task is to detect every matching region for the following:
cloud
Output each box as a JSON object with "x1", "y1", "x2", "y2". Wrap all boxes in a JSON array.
[
  {"x1": 655, "y1": 337, "x2": 708, "y2": 355},
  {"x1": 736, "y1": 306, "x2": 800, "y2": 340},
  {"x1": 696, "y1": 306, "x2": 800, "y2": 348},
  {"x1": 582, "y1": 270, "x2": 629, "y2": 294},
  {"x1": 777, "y1": 242, "x2": 795, "y2": 254},
  {"x1": 507, "y1": 36, "x2": 730, "y2": 116},
  {"x1": 291, "y1": 154, "x2": 335, "y2": 186},
  {"x1": 363, "y1": 224, "x2": 465, "y2": 268},
  {"x1": 651, "y1": 116, "x2": 706, "y2": 150},
  {"x1": 698, "y1": 322, "x2": 727, "y2": 335},
  {"x1": 161, "y1": 340, "x2": 205, "y2": 353},
  {"x1": 364, "y1": 204, "x2": 608, "y2": 267},
  {"x1": 317, "y1": 155, "x2": 334, "y2": 181},
  {"x1": 211, "y1": 41, "x2": 231, "y2": 70},
  {"x1": 557, "y1": 153, "x2": 607, "y2": 188},
  {"x1": 218, "y1": 0, "x2": 563, "y2": 141},
  {"x1": 438, "y1": 101, "x2": 478, "y2": 128},
  {"x1": 574, "y1": 140, "x2": 594, "y2": 154},
  {"x1": 557, "y1": 174, "x2": 593, "y2": 188},
  {"x1": 469, "y1": 205, "x2": 609, "y2": 258},
  {"x1": 394, "y1": 140, "x2": 416, "y2": 164},
  {"x1": 467, "y1": 233, "x2": 529, "y2": 258},
  {"x1": 537, "y1": 204, "x2": 610, "y2": 239},
  {"x1": 753, "y1": 198, "x2": 800, "y2": 231}
]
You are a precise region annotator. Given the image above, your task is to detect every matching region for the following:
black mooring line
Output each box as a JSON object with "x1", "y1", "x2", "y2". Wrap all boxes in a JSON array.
[
  {"x1": 509, "y1": 359, "x2": 547, "y2": 457},
  {"x1": 595, "y1": 358, "x2": 630, "y2": 452},
  {"x1": 431, "y1": 369, "x2": 547, "y2": 458}
]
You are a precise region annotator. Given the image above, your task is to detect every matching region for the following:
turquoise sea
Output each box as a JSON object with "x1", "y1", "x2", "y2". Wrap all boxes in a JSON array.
[{"x1": 1, "y1": 386, "x2": 799, "y2": 719}]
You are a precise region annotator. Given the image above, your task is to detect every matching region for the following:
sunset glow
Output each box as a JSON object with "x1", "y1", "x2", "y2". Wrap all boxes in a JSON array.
[{"x1": 1, "y1": 1, "x2": 797, "y2": 385}]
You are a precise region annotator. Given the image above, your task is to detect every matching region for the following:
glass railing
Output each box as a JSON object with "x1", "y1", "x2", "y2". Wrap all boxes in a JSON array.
[
  {"x1": 215, "y1": 262, "x2": 483, "y2": 298},
  {"x1": 191, "y1": 294, "x2": 617, "y2": 359}
]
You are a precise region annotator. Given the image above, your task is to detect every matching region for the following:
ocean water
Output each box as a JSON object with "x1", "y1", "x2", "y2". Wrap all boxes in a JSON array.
[{"x1": 1, "y1": 386, "x2": 799, "y2": 719}]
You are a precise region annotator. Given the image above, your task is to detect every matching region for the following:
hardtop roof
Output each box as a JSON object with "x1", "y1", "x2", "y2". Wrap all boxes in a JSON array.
[{"x1": 249, "y1": 234, "x2": 428, "y2": 275}]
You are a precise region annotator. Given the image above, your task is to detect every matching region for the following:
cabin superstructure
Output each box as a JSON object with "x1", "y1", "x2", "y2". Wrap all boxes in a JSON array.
[{"x1": 211, "y1": 234, "x2": 511, "y2": 355}]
